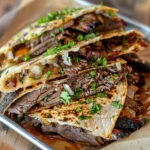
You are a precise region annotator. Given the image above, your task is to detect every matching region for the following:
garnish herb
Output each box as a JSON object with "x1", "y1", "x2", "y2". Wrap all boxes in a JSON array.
[
  {"x1": 92, "y1": 82, "x2": 97, "y2": 91},
  {"x1": 109, "y1": 77, "x2": 114, "y2": 81},
  {"x1": 88, "y1": 71, "x2": 96, "y2": 78},
  {"x1": 59, "y1": 67, "x2": 65, "y2": 75},
  {"x1": 5, "y1": 70, "x2": 9, "y2": 75},
  {"x1": 50, "y1": 32, "x2": 56, "y2": 37},
  {"x1": 113, "y1": 73, "x2": 118, "y2": 77},
  {"x1": 44, "y1": 95, "x2": 49, "y2": 101},
  {"x1": 96, "y1": 92, "x2": 106, "y2": 98},
  {"x1": 73, "y1": 57, "x2": 81, "y2": 63},
  {"x1": 89, "y1": 103, "x2": 101, "y2": 114},
  {"x1": 86, "y1": 98, "x2": 94, "y2": 104},
  {"x1": 60, "y1": 91, "x2": 71, "y2": 104},
  {"x1": 107, "y1": 10, "x2": 115, "y2": 17},
  {"x1": 111, "y1": 101, "x2": 122, "y2": 109},
  {"x1": 84, "y1": 33, "x2": 96, "y2": 40},
  {"x1": 37, "y1": 8, "x2": 81, "y2": 24},
  {"x1": 22, "y1": 54, "x2": 31, "y2": 62},
  {"x1": 43, "y1": 41, "x2": 76, "y2": 56},
  {"x1": 102, "y1": 57, "x2": 107, "y2": 67},
  {"x1": 77, "y1": 34, "x2": 84, "y2": 41},
  {"x1": 58, "y1": 27, "x2": 64, "y2": 33},
  {"x1": 78, "y1": 115, "x2": 91, "y2": 121},
  {"x1": 96, "y1": 57, "x2": 102, "y2": 64},
  {"x1": 76, "y1": 107, "x2": 82, "y2": 113},
  {"x1": 41, "y1": 32, "x2": 45, "y2": 36},
  {"x1": 44, "y1": 70, "x2": 52, "y2": 79},
  {"x1": 74, "y1": 88, "x2": 83, "y2": 100}
]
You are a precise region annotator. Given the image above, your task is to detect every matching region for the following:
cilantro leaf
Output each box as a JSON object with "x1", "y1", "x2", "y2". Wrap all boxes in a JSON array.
[
  {"x1": 78, "y1": 115, "x2": 91, "y2": 121},
  {"x1": 86, "y1": 98, "x2": 94, "y2": 104},
  {"x1": 60, "y1": 91, "x2": 71, "y2": 104},
  {"x1": 111, "y1": 101, "x2": 122, "y2": 109},
  {"x1": 89, "y1": 103, "x2": 101, "y2": 114}
]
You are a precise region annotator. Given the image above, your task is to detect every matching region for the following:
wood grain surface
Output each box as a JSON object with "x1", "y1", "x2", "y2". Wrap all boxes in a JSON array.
[{"x1": 0, "y1": 0, "x2": 149, "y2": 150}]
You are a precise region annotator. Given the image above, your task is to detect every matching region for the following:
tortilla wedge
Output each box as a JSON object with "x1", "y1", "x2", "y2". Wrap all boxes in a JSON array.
[
  {"x1": 1, "y1": 58, "x2": 127, "y2": 114},
  {"x1": 0, "y1": 30, "x2": 147, "y2": 93},
  {"x1": 28, "y1": 78, "x2": 127, "y2": 139},
  {"x1": 0, "y1": 5, "x2": 120, "y2": 71}
]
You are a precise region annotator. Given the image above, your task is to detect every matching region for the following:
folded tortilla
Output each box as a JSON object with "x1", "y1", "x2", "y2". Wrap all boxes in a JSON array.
[
  {"x1": 0, "y1": 5, "x2": 121, "y2": 71},
  {"x1": 28, "y1": 78, "x2": 127, "y2": 139},
  {"x1": 1, "y1": 58, "x2": 128, "y2": 115},
  {"x1": 0, "y1": 30, "x2": 147, "y2": 92}
]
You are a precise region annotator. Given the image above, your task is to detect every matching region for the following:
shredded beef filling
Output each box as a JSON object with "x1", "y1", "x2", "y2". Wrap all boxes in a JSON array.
[
  {"x1": 8, "y1": 65, "x2": 130, "y2": 115},
  {"x1": 12, "y1": 13, "x2": 124, "y2": 63}
]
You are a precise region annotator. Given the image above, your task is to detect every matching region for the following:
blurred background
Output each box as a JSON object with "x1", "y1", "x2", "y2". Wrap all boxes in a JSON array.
[{"x1": 0, "y1": 0, "x2": 149, "y2": 41}]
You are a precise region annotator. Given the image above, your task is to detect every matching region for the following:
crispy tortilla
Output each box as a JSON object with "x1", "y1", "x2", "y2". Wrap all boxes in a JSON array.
[
  {"x1": 29, "y1": 78, "x2": 127, "y2": 139},
  {"x1": 1, "y1": 58, "x2": 126, "y2": 114},
  {"x1": 0, "y1": 5, "x2": 119, "y2": 71},
  {"x1": 0, "y1": 30, "x2": 147, "y2": 93}
]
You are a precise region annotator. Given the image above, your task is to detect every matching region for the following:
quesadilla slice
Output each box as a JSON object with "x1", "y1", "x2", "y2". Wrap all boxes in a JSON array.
[
  {"x1": 2, "y1": 58, "x2": 130, "y2": 115},
  {"x1": 0, "y1": 5, "x2": 123, "y2": 71},
  {"x1": 0, "y1": 30, "x2": 147, "y2": 92},
  {"x1": 22, "y1": 78, "x2": 127, "y2": 143}
]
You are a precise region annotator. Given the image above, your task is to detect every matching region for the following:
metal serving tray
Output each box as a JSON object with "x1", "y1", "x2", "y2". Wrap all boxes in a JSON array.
[{"x1": 0, "y1": 1, "x2": 150, "y2": 150}]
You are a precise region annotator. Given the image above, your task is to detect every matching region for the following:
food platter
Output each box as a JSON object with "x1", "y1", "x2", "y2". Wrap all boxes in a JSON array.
[{"x1": 0, "y1": 0, "x2": 150, "y2": 150}]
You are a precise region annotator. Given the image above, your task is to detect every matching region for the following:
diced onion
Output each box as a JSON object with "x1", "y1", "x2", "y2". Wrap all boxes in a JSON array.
[
  {"x1": 30, "y1": 65, "x2": 42, "y2": 76},
  {"x1": 115, "y1": 62, "x2": 122, "y2": 71},
  {"x1": 127, "y1": 86, "x2": 138, "y2": 99},
  {"x1": 7, "y1": 51, "x2": 14, "y2": 60},
  {"x1": 41, "y1": 56, "x2": 58, "y2": 66},
  {"x1": 62, "y1": 52, "x2": 72, "y2": 66},
  {"x1": 112, "y1": 45, "x2": 123, "y2": 52},
  {"x1": 63, "y1": 84, "x2": 74, "y2": 95}
]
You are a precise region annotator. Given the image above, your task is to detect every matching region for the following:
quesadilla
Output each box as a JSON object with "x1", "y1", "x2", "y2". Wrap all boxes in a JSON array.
[
  {"x1": 0, "y1": 30, "x2": 147, "y2": 92},
  {"x1": 21, "y1": 79, "x2": 128, "y2": 146},
  {"x1": 1, "y1": 58, "x2": 130, "y2": 115},
  {"x1": 0, "y1": 5, "x2": 124, "y2": 71}
]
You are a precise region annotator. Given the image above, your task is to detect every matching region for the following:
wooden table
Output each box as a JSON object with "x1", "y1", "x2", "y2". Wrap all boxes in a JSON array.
[{"x1": 0, "y1": 0, "x2": 149, "y2": 150}]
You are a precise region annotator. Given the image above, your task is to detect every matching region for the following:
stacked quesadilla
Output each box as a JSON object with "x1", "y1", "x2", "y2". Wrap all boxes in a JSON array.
[{"x1": 0, "y1": 5, "x2": 148, "y2": 147}]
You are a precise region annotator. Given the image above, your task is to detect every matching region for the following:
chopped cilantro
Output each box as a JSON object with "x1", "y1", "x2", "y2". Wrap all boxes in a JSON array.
[
  {"x1": 50, "y1": 32, "x2": 56, "y2": 37},
  {"x1": 102, "y1": 57, "x2": 107, "y2": 67},
  {"x1": 107, "y1": 10, "x2": 115, "y2": 17},
  {"x1": 76, "y1": 107, "x2": 82, "y2": 113},
  {"x1": 22, "y1": 54, "x2": 31, "y2": 62},
  {"x1": 78, "y1": 115, "x2": 91, "y2": 121},
  {"x1": 111, "y1": 101, "x2": 122, "y2": 109},
  {"x1": 88, "y1": 71, "x2": 96, "y2": 78},
  {"x1": 73, "y1": 57, "x2": 81, "y2": 63},
  {"x1": 109, "y1": 77, "x2": 114, "y2": 81},
  {"x1": 113, "y1": 73, "x2": 118, "y2": 77},
  {"x1": 96, "y1": 92, "x2": 106, "y2": 98},
  {"x1": 58, "y1": 27, "x2": 64, "y2": 33},
  {"x1": 89, "y1": 103, "x2": 101, "y2": 114},
  {"x1": 46, "y1": 113, "x2": 51, "y2": 118},
  {"x1": 44, "y1": 70, "x2": 52, "y2": 79},
  {"x1": 77, "y1": 34, "x2": 84, "y2": 41},
  {"x1": 73, "y1": 88, "x2": 82, "y2": 100},
  {"x1": 44, "y1": 95, "x2": 49, "y2": 101},
  {"x1": 92, "y1": 82, "x2": 97, "y2": 91},
  {"x1": 96, "y1": 57, "x2": 102, "y2": 65},
  {"x1": 60, "y1": 91, "x2": 71, "y2": 104},
  {"x1": 86, "y1": 98, "x2": 94, "y2": 104},
  {"x1": 43, "y1": 41, "x2": 76, "y2": 56},
  {"x1": 84, "y1": 33, "x2": 96, "y2": 40},
  {"x1": 59, "y1": 67, "x2": 65, "y2": 75}
]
